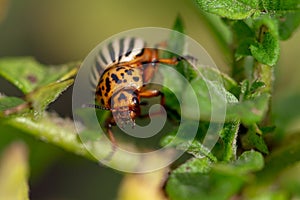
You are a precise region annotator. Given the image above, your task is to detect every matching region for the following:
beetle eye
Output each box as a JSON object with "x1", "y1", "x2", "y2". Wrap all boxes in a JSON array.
[{"x1": 132, "y1": 97, "x2": 138, "y2": 105}]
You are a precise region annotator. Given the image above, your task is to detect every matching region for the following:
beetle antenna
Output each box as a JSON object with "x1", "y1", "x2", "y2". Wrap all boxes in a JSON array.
[{"x1": 82, "y1": 103, "x2": 110, "y2": 110}]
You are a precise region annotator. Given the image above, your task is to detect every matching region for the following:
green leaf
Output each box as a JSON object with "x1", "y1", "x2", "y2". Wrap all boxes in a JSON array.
[
  {"x1": 227, "y1": 93, "x2": 270, "y2": 125},
  {"x1": 195, "y1": 0, "x2": 261, "y2": 20},
  {"x1": 0, "y1": 58, "x2": 78, "y2": 116},
  {"x1": 172, "y1": 157, "x2": 212, "y2": 174},
  {"x1": 219, "y1": 121, "x2": 240, "y2": 161},
  {"x1": 277, "y1": 11, "x2": 300, "y2": 40},
  {"x1": 0, "y1": 58, "x2": 45, "y2": 93},
  {"x1": 0, "y1": 113, "x2": 93, "y2": 160},
  {"x1": 239, "y1": 79, "x2": 266, "y2": 100},
  {"x1": 167, "y1": 15, "x2": 200, "y2": 82},
  {"x1": 166, "y1": 150, "x2": 264, "y2": 200},
  {"x1": 180, "y1": 67, "x2": 269, "y2": 124},
  {"x1": 167, "y1": 169, "x2": 245, "y2": 200},
  {"x1": 0, "y1": 57, "x2": 78, "y2": 93},
  {"x1": 0, "y1": 111, "x2": 161, "y2": 172},
  {"x1": 164, "y1": 14, "x2": 185, "y2": 56},
  {"x1": 161, "y1": 120, "x2": 240, "y2": 162},
  {"x1": 243, "y1": 133, "x2": 300, "y2": 198},
  {"x1": 233, "y1": 150, "x2": 264, "y2": 173},
  {"x1": 0, "y1": 142, "x2": 29, "y2": 200},
  {"x1": 194, "y1": 0, "x2": 300, "y2": 19},
  {"x1": 249, "y1": 80, "x2": 266, "y2": 94},
  {"x1": 161, "y1": 135, "x2": 218, "y2": 162},
  {"x1": 182, "y1": 73, "x2": 237, "y2": 121},
  {"x1": 213, "y1": 151, "x2": 264, "y2": 177},
  {"x1": 241, "y1": 125, "x2": 269, "y2": 154},
  {"x1": 159, "y1": 16, "x2": 187, "y2": 113},
  {"x1": 231, "y1": 20, "x2": 256, "y2": 60},
  {"x1": 198, "y1": 66, "x2": 238, "y2": 93},
  {"x1": 160, "y1": 121, "x2": 218, "y2": 162},
  {"x1": 261, "y1": 0, "x2": 300, "y2": 13},
  {"x1": 186, "y1": 140, "x2": 218, "y2": 162},
  {"x1": 250, "y1": 17, "x2": 280, "y2": 66},
  {"x1": 0, "y1": 96, "x2": 26, "y2": 113},
  {"x1": 160, "y1": 66, "x2": 185, "y2": 113},
  {"x1": 201, "y1": 14, "x2": 232, "y2": 57},
  {"x1": 171, "y1": 14, "x2": 185, "y2": 45},
  {"x1": 233, "y1": 20, "x2": 255, "y2": 42},
  {"x1": 166, "y1": 156, "x2": 239, "y2": 200},
  {"x1": 25, "y1": 79, "x2": 74, "y2": 117},
  {"x1": 166, "y1": 15, "x2": 199, "y2": 82},
  {"x1": 235, "y1": 38, "x2": 256, "y2": 59},
  {"x1": 250, "y1": 31, "x2": 280, "y2": 66}
]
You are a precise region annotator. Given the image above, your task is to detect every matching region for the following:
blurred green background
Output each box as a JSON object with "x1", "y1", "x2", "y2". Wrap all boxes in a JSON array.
[{"x1": 0, "y1": 0, "x2": 299, "y2": 199}]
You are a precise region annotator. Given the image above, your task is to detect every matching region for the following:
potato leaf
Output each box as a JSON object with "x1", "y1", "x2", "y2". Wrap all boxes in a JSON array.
[
  {"x1": 166, "y1": 151, "x2": 263, "y2": 200},
  {"x1": 194, "y1": 0, "x2": 300, "y2": 20},
  {"x1": 195, "y1": 0, "x2": 261, "y2": 20},
  {"x1": 277, "y1": 11, "x2": 300, "y2": 40},
  {"x1": 0, "y1": 57, "x2": 78, "y2": 94}
]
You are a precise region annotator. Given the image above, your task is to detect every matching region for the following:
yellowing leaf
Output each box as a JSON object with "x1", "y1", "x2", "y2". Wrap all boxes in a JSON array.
[
  {"x1": 0, "y1": 142, "x2": 29, "y2": 200},
  {"x1": 117, "y1": 168, "x2": 168, "y2": 200}
]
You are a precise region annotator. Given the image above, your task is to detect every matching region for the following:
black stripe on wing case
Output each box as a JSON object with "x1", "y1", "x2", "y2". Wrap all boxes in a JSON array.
[
  {"x1": 108, "y1": 42, "x2": 116, "y2": 63},
  {"x1": 118, "y1": 38, "x2": 125, "y2": 60},
  {"x1": 99, "y1": 50, "x2": 108, "y2": 65},
  {"x1": 95, "y1": 59, "x2": 103, "y2": 73},
  {"x1": 125, "y1": 38, "x2": 135, "y2": 56}
]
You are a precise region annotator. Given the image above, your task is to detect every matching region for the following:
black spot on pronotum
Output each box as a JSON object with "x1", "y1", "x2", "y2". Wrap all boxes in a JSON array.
[
  {"x1": 118, "y1": 93, "x2": 127, "y2": 101},
  {"x1": 96, "y1": 88, "x2": 102, "y2": 96},
  {"x1": 102, "y1": 86, "x2": 105, "y2": 90},
  {"x1": 105, "y1": 77, "x2": 111, "y2": 93},
  {"x1": 133, "y1": 76, "x2": 139, "y2": 82},
  {"x1": 125, "y1": 69, "x2": 134, "y2": 75},
  {"x1": 116, "y1": 66, "x2": 125, "y2": 71},
  {"x1": 101, "y1": 98, "x2": 104, "y2": 105},
  {"x1": 111, "y1": 74, "x2": 121, "y2": 84}
]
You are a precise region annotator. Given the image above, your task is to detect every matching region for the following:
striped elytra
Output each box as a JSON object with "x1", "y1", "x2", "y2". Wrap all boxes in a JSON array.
[
  {"x1": 90, "y1": 37, "x2": 146, "y2": 88},
  {"x1": 88, "y1": 36, "x2": 180, "y2": 147}
]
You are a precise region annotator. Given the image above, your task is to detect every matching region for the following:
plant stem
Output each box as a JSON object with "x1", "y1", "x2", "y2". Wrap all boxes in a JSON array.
[
  {"x1": 253, "y1": 62, "x2": 273, "y2": 94},
  {"x1": 252, "y1": 25, "x2": 274, "y2": 125}
]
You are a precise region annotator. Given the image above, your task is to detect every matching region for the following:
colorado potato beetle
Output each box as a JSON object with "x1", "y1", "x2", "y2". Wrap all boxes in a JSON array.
[{"x1": 89, "y1": 37, "x2": 181, "y2": 151}]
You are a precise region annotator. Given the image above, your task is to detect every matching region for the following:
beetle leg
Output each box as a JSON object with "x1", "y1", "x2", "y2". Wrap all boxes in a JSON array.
[
  {"x1": 139, "y1": 89, "x2": 165, "y2": 118},
  {"x1": 157, "y1": 57, "x2": 181, "y2": 65},
  {"x1": 139, "y1": 89, "x2": 165, "y2": 106}
]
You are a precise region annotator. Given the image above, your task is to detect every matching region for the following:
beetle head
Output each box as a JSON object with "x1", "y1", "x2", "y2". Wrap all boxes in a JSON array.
[{"x1": 110, "y1": 88, "x2": 140, "y2": 128}]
